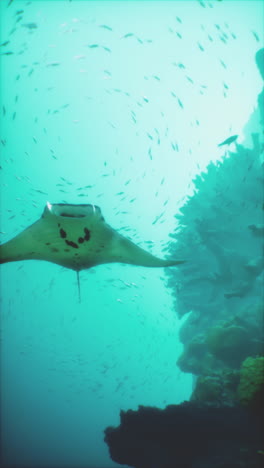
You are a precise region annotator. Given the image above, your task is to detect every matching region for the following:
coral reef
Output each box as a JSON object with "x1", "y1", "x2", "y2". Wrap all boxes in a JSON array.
[
  {"x1": 165, "y1": 48, "x2": 264, "y2": 384},
  {"x1": 237, "y1": 356, "x2": 264, "y2": 411},
  {"x1": 205, "y1": 322, "x2": 259, "y2": 367}
]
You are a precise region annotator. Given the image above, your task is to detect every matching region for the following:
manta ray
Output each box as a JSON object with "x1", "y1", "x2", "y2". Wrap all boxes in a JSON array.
[{"x1": 0, "y1": 202, "x2": 184, "y2": 273}]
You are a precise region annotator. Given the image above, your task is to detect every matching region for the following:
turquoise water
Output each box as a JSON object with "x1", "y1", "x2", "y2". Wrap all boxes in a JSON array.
[{"x1": 0, "y1": 1, "x2": 263, "y2": 467}]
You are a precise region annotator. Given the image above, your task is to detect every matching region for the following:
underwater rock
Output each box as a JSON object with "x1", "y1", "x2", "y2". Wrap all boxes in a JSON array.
[
  {"x1": 237, "y1": 356, "x2": 264, "y2": 412},
  {"x1": 104, "y1": 402, "x2": 263, "y2": 468}
]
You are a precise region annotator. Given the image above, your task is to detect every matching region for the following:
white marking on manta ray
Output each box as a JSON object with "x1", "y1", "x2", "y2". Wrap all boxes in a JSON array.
[{"x1": 0, "y1": 202, "x2": 185, "y2": 272}]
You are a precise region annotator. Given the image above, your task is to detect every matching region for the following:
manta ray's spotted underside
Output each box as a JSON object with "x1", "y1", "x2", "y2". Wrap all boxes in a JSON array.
[{"x1": 0, "y1": 202, "x2": 184, "y2": 271}]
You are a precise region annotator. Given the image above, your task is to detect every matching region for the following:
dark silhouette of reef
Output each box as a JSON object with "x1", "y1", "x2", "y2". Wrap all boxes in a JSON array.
[{"x1": 104, "y1": 401, "x2": 264, "y2": 468}]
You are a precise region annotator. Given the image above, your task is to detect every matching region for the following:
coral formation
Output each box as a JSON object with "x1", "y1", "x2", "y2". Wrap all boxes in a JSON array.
[
  {"x1": 206, "y1": 323, "x2": 254, "y2": 367},
  {"x1": 191, "y1": 371, "x2": 240, "y2": 405},
  {"x1": 165, "y1": 48, "x2": 264, "y2": 387},
  {"x1": 237, "y1": 356, "x2": 264, "y2": 411}
]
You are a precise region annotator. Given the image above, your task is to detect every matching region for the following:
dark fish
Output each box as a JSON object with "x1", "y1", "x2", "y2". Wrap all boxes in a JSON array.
[
  {"x1": 197, "y1": 42, "x2": 204, "y2": 51},
  {"x1": 22, "y1": 23, "x2": 38, "y2": 30},
  {"x1": 148, "y1": 148, "x2": 153, "y2": 160},
  {"x1": 178, "y1": 98, "x2": 184, "y2": 108},
  {"x1": 252, "y1": 30, "x2": 260, "y2": 42},
  {"x1": 122, "y1": 33, "x2": 134, "y2": 39},
  {"x1": 99, "y1": 25, "x2": 112, "y2": 31},
  {"x1": 0, "y1": 41, "x2": 10, "y2": 47},
  {"x1": 218, "y1": 134, "x2": 238, "y2": 147},
  {"x1": 33, "y1": 189, "x2": 48, "y2": 195}
]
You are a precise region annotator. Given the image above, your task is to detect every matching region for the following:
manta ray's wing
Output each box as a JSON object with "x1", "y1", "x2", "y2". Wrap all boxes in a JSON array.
[{"x1": 0, "y1": 202, "x2": 184, "y2": 271}]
